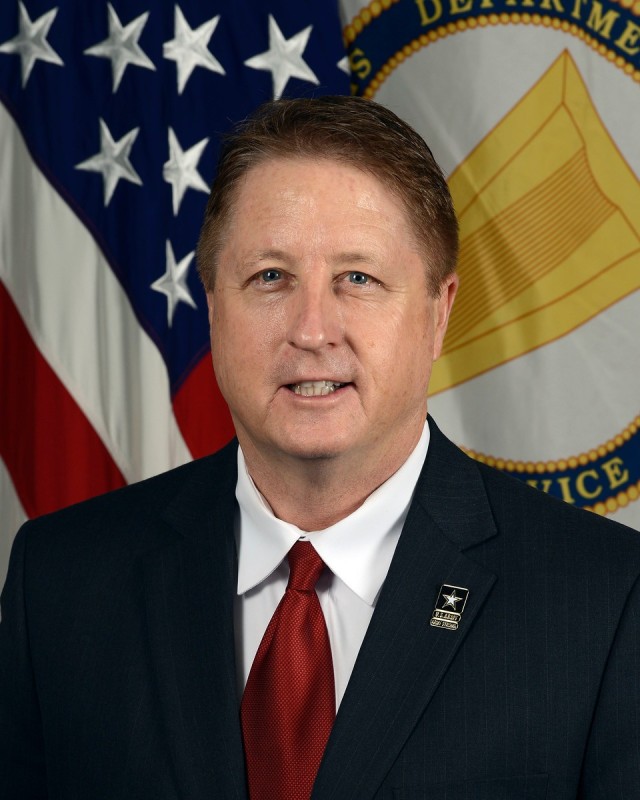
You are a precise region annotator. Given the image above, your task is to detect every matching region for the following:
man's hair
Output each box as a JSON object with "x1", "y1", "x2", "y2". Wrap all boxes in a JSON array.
[{"x1": 196, "y1": 95, "x2": 458, "y2": 295}]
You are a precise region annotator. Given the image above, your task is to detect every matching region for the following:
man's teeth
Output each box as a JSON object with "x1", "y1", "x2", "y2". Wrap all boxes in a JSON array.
[{"x1": 291, "y1": 380, "x2": 346, "y2": 397}]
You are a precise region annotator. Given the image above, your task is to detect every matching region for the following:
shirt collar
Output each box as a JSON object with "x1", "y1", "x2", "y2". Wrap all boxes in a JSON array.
[{"x1": 235, "y1": 421, "x2": 430, "y2": 605}]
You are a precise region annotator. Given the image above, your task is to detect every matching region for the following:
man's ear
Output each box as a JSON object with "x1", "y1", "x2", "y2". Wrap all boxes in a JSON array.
[
  {"x1": 433, "y1": 272, "x2": 459, "y2": 361},
  {"x1": 206, "y1": 290, "x2": 215, "y2": 327}
]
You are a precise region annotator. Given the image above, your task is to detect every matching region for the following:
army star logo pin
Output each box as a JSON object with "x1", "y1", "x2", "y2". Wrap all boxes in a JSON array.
[{"x1": 430, "y1": 585, "x2": 469, "y2": 631}]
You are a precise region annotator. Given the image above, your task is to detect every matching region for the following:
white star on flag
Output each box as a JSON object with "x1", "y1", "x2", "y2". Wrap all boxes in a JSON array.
[
  {"x1": 244, "y1": 15, "x2": 318, "y2": 100},
  {"x1": 0, "y1": 2, "x2": 63, "y2": 87},
  {"x1": 163, "y1": 128, "x2": 210, "y2": 216},
  {"x1": 163, "y1": 6, "x2": 225, "y2": 94},
  {"x1": 151, "y1": 241, "x2": 198, "y2": 327},
  {"x1": 75, "y1": 118, "x2": 142, "y2": 206},
  {"x1": 337, "y1": 55, "x2": 350, "y2": 75},
  {"x1": 84, "y1": 3, "x2": 155, "y2": 93}
]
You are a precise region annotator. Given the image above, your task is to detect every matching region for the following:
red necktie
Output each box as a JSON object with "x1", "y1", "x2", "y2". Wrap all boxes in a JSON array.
[{"x1": 241, "y1": 540, "x2": 336, "y2": 800}]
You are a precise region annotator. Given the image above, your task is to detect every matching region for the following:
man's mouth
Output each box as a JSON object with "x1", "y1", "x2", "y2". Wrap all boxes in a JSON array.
[{"x1": 288, "y1": 380, "x2": 348, "y2": 397}]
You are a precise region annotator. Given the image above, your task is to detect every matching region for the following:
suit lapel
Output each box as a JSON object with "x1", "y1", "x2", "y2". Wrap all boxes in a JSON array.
[
  {"x1": 142, "y1": 442, "x2": 248, "y2": 800},
  {"x1": 314, "y1": 420, "x2": 498, "y2": 800}
]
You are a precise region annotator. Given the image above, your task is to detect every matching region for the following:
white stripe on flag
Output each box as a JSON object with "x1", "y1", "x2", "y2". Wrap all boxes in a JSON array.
[
  {"x1": 0, "y1": 101, "x2": 191, "y2": 483},
  {"x1": 0, "y1": 455, "x2": 27, "y2": 595}
]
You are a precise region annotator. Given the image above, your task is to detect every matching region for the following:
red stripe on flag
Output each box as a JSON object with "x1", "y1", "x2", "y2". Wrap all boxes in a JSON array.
[
  {"x1": 173, "y1": 353, "x2": 235, "y2": 460},
  {"x1": 0, "y1": 281, "x2": 126, "y2": 518}
]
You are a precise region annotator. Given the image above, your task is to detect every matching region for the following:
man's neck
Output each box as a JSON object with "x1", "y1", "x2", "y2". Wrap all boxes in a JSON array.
[{"x1": 238, "y1": 430, "x2": 423, "y2": 531}]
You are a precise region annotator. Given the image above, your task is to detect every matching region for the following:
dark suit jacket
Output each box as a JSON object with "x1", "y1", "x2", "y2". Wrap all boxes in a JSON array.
[{"x1": 2, "y1": 418, "x2": 640, "y2": 799}]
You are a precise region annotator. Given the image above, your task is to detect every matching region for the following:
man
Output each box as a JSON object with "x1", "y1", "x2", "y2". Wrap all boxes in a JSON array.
[{"x1": 1, "y1": 96, "x2": 639, "y2": 799}]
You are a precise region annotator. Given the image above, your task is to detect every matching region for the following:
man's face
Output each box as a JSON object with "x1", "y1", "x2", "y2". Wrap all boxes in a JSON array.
[{"x1": 207, "y1": 158, "x2": 457, "y2": 470}]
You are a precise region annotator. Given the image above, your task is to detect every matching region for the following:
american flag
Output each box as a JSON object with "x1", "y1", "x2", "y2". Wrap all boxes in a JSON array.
[{"x1": 0, "y1": 0, "x2": 350, "y2": 583}]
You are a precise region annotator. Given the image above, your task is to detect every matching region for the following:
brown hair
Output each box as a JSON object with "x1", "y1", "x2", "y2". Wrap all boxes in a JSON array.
[{"x1": 196, "y1": 95, "x2": 458, "y2": 295}]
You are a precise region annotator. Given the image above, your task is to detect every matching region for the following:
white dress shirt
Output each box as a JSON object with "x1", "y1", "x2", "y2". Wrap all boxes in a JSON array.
[{"x1": 234, "y1": 421, "x2": 430, "y2": 708}]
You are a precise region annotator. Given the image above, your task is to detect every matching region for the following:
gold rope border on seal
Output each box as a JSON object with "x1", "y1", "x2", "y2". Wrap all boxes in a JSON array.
[
  {"x1": 461, "y1": 415, "x2": 640, "y2": 516},
  {"x1": 344, "y1": 5, "x2": 640, "y2": 92}
]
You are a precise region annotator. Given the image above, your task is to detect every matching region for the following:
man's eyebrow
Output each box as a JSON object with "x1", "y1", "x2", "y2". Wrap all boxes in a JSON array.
[{"x1": 238, "y1": 249, "x2": 381, "y2": 270}]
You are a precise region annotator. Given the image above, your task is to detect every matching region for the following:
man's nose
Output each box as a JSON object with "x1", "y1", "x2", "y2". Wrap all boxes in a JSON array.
[{"x1": 286, "y1": 280, "x2": 342, "y2": 351}]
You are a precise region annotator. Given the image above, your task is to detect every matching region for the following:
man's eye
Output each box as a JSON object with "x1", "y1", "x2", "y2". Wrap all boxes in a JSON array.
[
  {"x1": 348, "y1": 272, "x2": 370, "y2": 285},
  {"x1": 259, "y1": 269, "x2": 281, "y2": 283}
]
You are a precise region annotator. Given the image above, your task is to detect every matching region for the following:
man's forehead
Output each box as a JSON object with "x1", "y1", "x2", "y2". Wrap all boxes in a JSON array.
[
  {"x1": 229, "y1": 155, "x2": 408, "y2": 224},
  {"x1": 226, "y1": 159, "x2": 416, "y2": 244}
]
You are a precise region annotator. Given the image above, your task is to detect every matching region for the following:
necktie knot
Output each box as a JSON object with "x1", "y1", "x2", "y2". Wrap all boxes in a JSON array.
[{"x1": 287, "y1": 540, "x2": 325, "y2": 593}]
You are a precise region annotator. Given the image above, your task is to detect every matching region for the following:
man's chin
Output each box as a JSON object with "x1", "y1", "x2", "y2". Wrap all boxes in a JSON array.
[
  {"x1": 265, "y1": 427, "x2": 360, "y2": 464},
  {"x1": 234, "y1": 415, "x2": 364, "y2": 466},
  {"x1": 274, "y1": 438, "x2": 350, "y2": 463}
]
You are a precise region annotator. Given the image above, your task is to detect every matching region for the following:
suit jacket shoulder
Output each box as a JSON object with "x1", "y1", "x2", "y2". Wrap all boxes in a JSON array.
[
  {"x1": 18, "y1": 441, "x2": 237, "y2": 573},
  {"x1": 423, "y1": 417, "x2": 640, "y2": 572}
]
